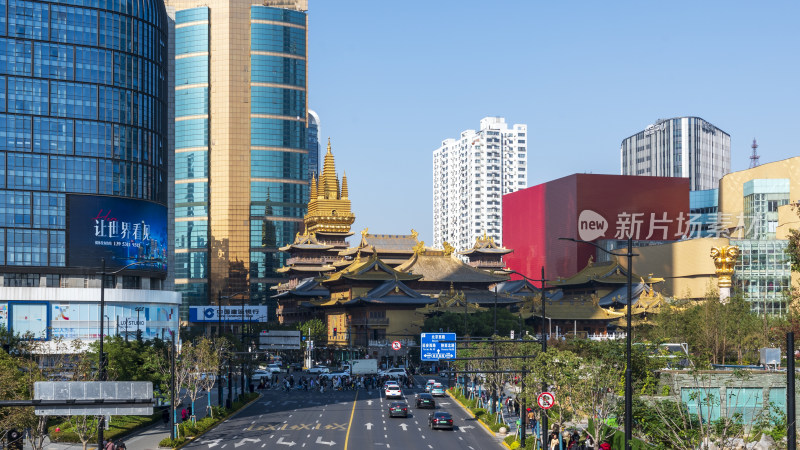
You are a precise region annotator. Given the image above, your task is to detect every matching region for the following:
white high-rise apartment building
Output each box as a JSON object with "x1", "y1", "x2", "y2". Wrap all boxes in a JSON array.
[
  {"x1": 433, "y1": 117, "x2": 527, "y2": 251},
  {"x1": 620, "y1": 117, "x2": 731, "y2": 191}
]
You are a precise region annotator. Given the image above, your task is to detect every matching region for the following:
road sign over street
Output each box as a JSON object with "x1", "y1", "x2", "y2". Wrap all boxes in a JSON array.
[
  {"x1": 420, "y1": 332, "x2": 457, "y2": 361},
  {"x1": 34, "y1": 381, "x2": 153, "y2": 416}
]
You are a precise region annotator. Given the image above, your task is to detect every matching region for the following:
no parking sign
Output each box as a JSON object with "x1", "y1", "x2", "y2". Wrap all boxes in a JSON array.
[
  {"x1": 537, "y1": 392, "x2": 555, "y2": 410},
  {"x1": 391, "y1": 340, "x2": 402, "y2": 350}
]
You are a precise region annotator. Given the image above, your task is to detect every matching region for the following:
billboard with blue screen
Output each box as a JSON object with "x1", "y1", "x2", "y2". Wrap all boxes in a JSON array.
[{"x1": 68, "y1": 195, "x2": 168, "y2": 272}]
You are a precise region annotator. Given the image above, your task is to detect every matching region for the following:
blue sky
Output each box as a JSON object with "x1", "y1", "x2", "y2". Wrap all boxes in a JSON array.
[{"x1": 308, "y1": 0, "x2": 799, "y2": 246}]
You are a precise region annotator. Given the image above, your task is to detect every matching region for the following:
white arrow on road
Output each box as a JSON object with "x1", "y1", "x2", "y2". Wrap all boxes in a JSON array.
[
  {"x1": 315, "y1": 437, "x2": 336, "y2": 446},
  {"x1": 399, "y1": 423, "x2": 408, "y2": 431},
  {"x1": 367, "y1": 400, "x2": 373, "y2": 406},
  {"x1": 459, "y1": 425, "x2": 475, "y2": 432},
  {"x1": 199, "y1": 439, "x2": 222, "y2": 448},
  {"x1": 234, "y1": 437, "x2": 262, "y2": 447},
  {"x1": 365, "y1": 422, "x2": 373, "y2": 430},
  {"x1": 439, "y1": 402, "x2": 451, "y2": 406},
  {"x1": 276, "y1": 437, "x2": 296, "y2": 447}
]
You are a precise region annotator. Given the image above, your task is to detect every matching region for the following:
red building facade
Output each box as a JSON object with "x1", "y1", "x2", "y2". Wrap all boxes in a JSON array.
[{"x1": 502, "y1": 174, "x2": 690, "y2": 284}]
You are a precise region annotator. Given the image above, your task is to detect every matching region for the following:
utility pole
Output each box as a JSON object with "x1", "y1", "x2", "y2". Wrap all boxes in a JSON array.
[
  {"x1": 217, "y1": 290, "x2": 223, "y2": 409},
  {"x1": 539, "y1": 267, "x2": 548, "y2": 449},
  {"x1": 171, "y1": 331, "x2": 177, "y2": 440},
  {"x1": 98, "y1": 258, "x2": 106, "y2": 450}
]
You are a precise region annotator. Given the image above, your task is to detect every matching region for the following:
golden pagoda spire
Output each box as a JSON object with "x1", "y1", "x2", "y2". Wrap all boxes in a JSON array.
[
  {"x1": 321, "y1": 138, "x2": 338, "y2": 199},
  {"x1": 310, "y1": 174, "x2": 317, "y2": 204},
  {"x1": 302, "y1": 137, "x2": 355, "y2": 234},
  {"x1": 341, "y1": 171, "x2": 349, "y2": 199}
]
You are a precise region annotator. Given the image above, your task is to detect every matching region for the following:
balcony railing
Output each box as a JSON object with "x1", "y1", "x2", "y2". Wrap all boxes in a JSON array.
[
  {"x1": 466, "y1": 260, "x2": 505, "y2": 268},
  {"x1": 285, "y1": 256, "x2": 337, "y2": 266},
  {"x1": 365, "y1": 317, "x2": 389, "y2": 326}
]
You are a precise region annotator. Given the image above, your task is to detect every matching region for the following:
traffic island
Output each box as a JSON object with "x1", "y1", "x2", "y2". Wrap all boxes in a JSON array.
[{"x1": 446, "y1": 388, "x2": 507, "y2": 438}]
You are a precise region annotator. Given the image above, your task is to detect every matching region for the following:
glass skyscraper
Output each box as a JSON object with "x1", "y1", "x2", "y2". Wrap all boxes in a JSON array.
[
  {"x1": 167, "y1": 0, "x2": 310, "y2": 321},
  {"x1": 0, "y1": 0, "x2": 180, "y2": 344}
]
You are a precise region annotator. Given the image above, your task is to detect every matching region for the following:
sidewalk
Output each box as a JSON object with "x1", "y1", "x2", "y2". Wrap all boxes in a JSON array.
[
  {"x1": 37, "y1": 421, "x2": 171, "y2": 450},
  {"x1": 30, "y1": 387, "x2": 232, "y2": 450}
]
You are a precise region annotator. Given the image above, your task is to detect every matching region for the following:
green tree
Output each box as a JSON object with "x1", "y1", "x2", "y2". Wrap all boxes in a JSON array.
[
  {"x1": 296, "y1": 318, "x2": 327, "y2": 347},
  {"x1": 182, "y1": 337, "x2": 219, "y2": 422}
]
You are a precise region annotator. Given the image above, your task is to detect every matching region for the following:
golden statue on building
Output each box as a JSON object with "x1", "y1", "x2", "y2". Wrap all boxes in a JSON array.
[{"x1": 710, "y1": 245, "x2": 739, "y2": 302}]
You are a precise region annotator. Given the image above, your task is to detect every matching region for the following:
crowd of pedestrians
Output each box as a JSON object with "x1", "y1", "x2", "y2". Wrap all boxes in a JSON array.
[{"x1": 254, "y1": 369, "x2": 415, "y2": 395}]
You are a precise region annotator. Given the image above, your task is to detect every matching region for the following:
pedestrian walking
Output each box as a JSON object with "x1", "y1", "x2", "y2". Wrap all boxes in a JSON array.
[{"x1": 180, "y1": 407, "x2": 188, "y2": 422}]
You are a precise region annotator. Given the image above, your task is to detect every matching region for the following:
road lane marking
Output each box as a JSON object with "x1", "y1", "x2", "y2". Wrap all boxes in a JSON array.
[{"x1": 343, "y1": 390, "x2": 359, "y2": 450}]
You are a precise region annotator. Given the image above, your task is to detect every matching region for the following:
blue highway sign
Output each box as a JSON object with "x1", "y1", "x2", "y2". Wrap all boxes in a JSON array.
[{"x1": 420, "y1": 332, "x2": 457, "y2": 361}]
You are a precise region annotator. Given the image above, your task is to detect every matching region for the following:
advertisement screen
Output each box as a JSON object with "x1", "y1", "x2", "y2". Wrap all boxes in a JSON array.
[{"x1": 68, "y1": 195, "x2": 168, "y2": 272}]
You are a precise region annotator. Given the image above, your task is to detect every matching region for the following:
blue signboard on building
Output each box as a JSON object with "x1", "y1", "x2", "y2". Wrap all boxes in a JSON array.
[
  {"x1": 420, "y1": 333, "x2": 457, "y2": 361},
  {"x1": 188, "y1": 306, "x2": 269, "y2": 323},
  {"x1": 67, "y1": 195, "x2": 168, "y2": 272}
]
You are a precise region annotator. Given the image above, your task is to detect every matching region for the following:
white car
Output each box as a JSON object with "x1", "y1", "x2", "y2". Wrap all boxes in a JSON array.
[
  {"x1": 381, "y1": 368, "x2": 407, "y2": 379},
  {"x1": 251, "y1": 370, "x2": 270, "y2": 382},
  {"x1": 385, "y1": 384, "x2": 403, "y2": 399},
  {"x1": 266, "y1": 364, "x2": 283, "y2": 374},
  {"x1": 307, "y1": 366, "x2": 330, "y2": 374},
  {"x1": 425, "y1": 380, "x2": 436, "y2": 392}
]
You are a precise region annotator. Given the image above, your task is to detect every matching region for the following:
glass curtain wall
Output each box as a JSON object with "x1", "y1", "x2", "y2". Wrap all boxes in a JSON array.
[
  {"x1": 0, "y1": 0, "x2": 167, "y2": 273},
  {"x1": 173, "y1": 6, "x2": 209, "y2": 316},
  {"x1": 249, "y1": 6, "x2": 309, "y2": 319}
]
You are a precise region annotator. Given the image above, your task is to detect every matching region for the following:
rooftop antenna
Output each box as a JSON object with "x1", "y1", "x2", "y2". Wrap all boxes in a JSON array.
[{"x1": 749, "y1": 138, "x2": 760, "y2": 168}]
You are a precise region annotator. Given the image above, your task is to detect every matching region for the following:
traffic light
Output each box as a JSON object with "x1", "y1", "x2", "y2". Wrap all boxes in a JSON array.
[{"x1": 333, "y1": 328, "x2": 337, "y2": 337}]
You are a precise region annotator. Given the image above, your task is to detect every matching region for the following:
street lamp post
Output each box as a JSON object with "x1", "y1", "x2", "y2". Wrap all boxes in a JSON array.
[
  {"x1": 506, "y1": 267, "x2": 546, "y2": 449},
  {"x1": 494, "y1": 284, "x2": 498, "y2": 336},
  {"x1": 560, "y1": 236, "x2": 635, "y2": 450},
  {"x1": 241, "y1": 295, "x2": 246, "y2": 397},
  {"x1": 170, "y1": 331, "x2": 177, "y2": 440},
  {"x1": 218, "y1": 290, "x2": 249, "y2": 404},
  {"x1": 98, "y1": 258, "x2": 148, "y2": 450},
  {"x1": 217, "y1": 291, "x2": 223, "y2": 408}
]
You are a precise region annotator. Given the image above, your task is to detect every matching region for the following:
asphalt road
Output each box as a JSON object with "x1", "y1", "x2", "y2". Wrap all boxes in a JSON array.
[{"x1": 180, "y1": 374, "x2": 501, "y2": 450}]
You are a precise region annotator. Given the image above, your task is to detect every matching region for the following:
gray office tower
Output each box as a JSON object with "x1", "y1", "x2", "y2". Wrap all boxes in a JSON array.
[{"x1": 620, "y1": 117, "x2": 730, "y2": 191}]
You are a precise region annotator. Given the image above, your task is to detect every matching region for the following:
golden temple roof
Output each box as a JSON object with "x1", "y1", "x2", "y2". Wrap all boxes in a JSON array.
[
  {"x1": 321, "y1": 252, "x2": 422, "y2": 284},
  {"x1": 551, "y1": 257, "x2": 636, "y2": 287},
  {"x1": 459, "y1": 232, "x2": 513, "y2": 256},
  {"x1": 340, "y1": 229, "x2": 424, "y2": 256},
  {"x1": 395, "y1": 250, "x2": 509, "y2": 284},
  {"x1": 278, "y1": 229, "x2": 334, "y2": 252}
]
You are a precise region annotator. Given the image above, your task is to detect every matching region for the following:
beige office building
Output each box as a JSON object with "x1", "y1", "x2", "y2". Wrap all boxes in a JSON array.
[{"x1": 632, "y1": 157, "x2": 800, "y2": 314}]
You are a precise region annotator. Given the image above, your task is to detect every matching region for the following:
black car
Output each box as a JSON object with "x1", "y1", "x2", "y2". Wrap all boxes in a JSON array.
[
  {"x1": 289, "y1": 362, "x2": 303, "y2": 371},
  {"x1": 428, "y1": 411, "x2": 454, "y2": 430},
  {"x1": 388, "y1": 401, "x2": 408, "y2": 418},
  {"x1": 416, "y1": 393, "x2": 436, "y2": 409}
]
